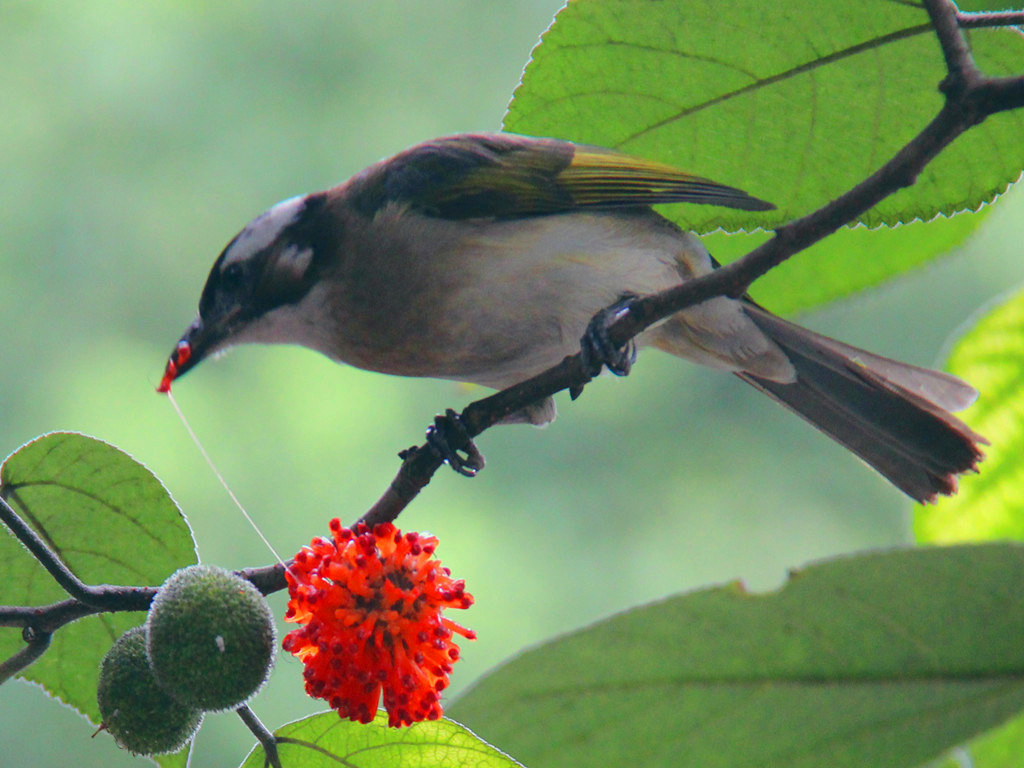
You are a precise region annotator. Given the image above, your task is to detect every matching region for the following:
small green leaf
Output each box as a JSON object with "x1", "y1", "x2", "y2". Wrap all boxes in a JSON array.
[
  {"x1": 915, "y1": 287, "x2": 1024, "y2": 544},
  {"x1": 505, "y1": 0, "x2": 1024, "y2": 232},
  {"x1": 449, "y1": 544, "x2": 1024, "y2": 768},
  {"x1": 703, "y1": 210, "x2": 988, "y2": 315},
  {"x1": 239, "y1": 710, "x2": 522, "y2": 768},
  {"x1": 0, "y1": 432, "x2": 197, "y2": 724},
  {"x1": 154, "y1": 742, "x2": 193, "y2": 768}
]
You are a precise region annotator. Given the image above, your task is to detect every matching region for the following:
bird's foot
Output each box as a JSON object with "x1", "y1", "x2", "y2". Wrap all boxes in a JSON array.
[
  {"x1": 426, "y1": 409, "x2": 486, "y2": 477},
  {"x1": 575, "y1": 296, "x2": 638, "y2": 398}
]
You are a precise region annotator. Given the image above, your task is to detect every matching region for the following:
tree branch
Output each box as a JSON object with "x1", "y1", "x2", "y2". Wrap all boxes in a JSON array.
[
  {"x1": 239, "y1": 562, "x2": 290, "y2": 596},
  {"x1": 1, "y1": 596, "x2": 124, "y2": 631}
]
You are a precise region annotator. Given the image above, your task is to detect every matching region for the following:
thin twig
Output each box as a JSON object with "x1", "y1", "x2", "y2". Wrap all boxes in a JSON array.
[
  {"x1": 927, "y1": 0, "x2": 981, "y2": 88},
  {"x1": 239, "y1": 562, "x2": 290, "y2": 596},
  {"x1": 0, "y1": 492, "x2": 94, "y2": 605},
  {"x1": 0, "y1": 597, "x2": 100, "y2": 631},
  {"x1": 360, "y1": 448, "x2": 443, "y2": 528},
  {"x1": 0, "y1": 627, "x2": 51, "y2": 684},
  {"x1": 958, "y1": 10, "x2": 1024, "y2": 29},
  {"x1": 237, "y1": 704, "x2": 282, "y2": 768}
]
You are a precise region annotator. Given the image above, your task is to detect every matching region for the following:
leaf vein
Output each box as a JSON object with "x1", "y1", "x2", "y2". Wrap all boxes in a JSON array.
[{"x1": 617, "y1": 23, "x2": 934, "y2": 148}]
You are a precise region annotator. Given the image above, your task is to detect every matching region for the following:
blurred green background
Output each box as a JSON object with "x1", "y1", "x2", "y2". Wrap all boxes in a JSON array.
[{"x1": 2, "y1": 2, "x2": 1022, "y2": 766}]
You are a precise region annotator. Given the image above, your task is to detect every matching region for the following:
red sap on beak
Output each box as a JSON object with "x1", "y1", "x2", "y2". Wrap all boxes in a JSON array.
[{"x1": 158, "y1": 341, "x2": 192, "y2": 394}]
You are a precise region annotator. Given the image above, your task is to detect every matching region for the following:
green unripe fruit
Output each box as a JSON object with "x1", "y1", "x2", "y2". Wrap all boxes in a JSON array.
[
  {"x1": 146, "y1": 564, "x2": 276, "y2": 711},
  {"x1": 97, "y1": 626, "x2": 203, "y2": 755}
]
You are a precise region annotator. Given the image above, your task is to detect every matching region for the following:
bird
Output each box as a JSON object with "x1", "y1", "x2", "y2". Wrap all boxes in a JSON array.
[{"x1": 158, "y1": 132, "x2": 985, "y2": 503}]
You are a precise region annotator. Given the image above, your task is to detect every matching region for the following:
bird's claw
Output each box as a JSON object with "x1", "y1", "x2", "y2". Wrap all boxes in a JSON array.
[
  {"x1": 426, "y1": 409, "x2": 486, "y2": 477},
  {"x1": 579, "y1": 296, "x2": 638, "y2": 381}
]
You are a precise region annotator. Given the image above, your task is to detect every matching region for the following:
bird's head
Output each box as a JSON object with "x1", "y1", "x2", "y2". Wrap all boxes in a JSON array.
[{"x1": 159, "y1": 191, "x2": 333, "y2": 391}]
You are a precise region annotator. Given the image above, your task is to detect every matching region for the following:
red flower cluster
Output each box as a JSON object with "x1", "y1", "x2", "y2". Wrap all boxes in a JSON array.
[{"x1": 282, "y1": 520, "x2": 475, "y2": 727}]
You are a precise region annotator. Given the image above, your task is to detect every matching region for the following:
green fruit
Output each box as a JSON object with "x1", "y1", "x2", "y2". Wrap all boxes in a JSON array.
[
  {"x1": 146, "y1": 564, "x2": 276, "y2": 711},
  {"x1": 97, "y1": 626, "x2": 202, "y2": 755}
]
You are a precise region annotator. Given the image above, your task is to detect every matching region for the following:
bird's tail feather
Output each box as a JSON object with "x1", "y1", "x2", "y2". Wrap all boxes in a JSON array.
[{"x1": 738, "y1": 306, "x2": 986, "y2": 503}]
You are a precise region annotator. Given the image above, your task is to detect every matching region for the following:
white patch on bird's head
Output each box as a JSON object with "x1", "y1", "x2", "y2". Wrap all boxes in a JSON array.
[
  {"x1": 275, "y1": 244, "x2": 314, "y2": 281},
  {"x1": 222, "y1": 194, "x2": 306, "y2": 268}
]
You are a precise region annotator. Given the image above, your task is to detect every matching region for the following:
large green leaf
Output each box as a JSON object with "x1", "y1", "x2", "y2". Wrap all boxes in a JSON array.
[
  {"x1": 505, "y1": 1, "x2": 1024, "y2": 234},
  {"x1": 449, "y1": 544, "x2": 1024, "y2": 768},
  {"x1": 914, "y1": 287, "x2": 1024, "y2": 766},
  {"x1": 239, "y1": 710, "x2": 522, "y2": 768},
  {"x1": 0, "y1": 432, "x2": 197, "y2": 724}
]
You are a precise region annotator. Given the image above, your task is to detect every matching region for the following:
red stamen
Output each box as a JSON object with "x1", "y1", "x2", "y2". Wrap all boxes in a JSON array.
[{"x1": 282, "y1": 521, "x2": 474, "y2": 727}]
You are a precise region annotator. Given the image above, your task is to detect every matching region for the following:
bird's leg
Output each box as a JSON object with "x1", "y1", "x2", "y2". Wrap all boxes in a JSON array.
[
  {"x1": 574, "y1": 294, "x2": 638, "y2": 399},
  {"x1": 426, "y1": 408, "x2": 486, "y2": 477}
]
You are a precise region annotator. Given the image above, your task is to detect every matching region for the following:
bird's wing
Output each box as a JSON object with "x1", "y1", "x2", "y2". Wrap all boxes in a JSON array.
[{"x1": 349, "y1": 133, "x2": 773, "y2": 220}]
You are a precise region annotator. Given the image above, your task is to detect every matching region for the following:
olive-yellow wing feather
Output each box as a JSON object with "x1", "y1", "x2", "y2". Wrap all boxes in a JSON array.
[{"x1": 350, "y1": 133, "x2": 773, "y2": 219}]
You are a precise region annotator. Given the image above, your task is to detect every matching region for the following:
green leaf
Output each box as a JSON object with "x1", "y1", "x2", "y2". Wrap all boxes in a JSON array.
[
  {"x1": 913, "y1": 287, "x2": 1024, "y2": 766},
  {"x1": 505, "y1": 0, "x2": 1024, "y2": 232},
  {"x1": 703, "y1": 210, "x2": 988, "y2": 315},
  {"x1": 239, "y1": 710, "x2": 522, "y2": 768},
  {"x1": 945, "y1": 713, "x2": 1024, "y2": 768},
  {"x1": 449, "y1": 544, "x2": 1024, "y2": 768},
  {"x1": 915, "y1": 287, "x2": 1024, "y2": 544},
  {"x1": 154, "y1": 742, "x2": 192, "y2": 768},
  {"x1": 0, "y1": 432, "x2": 197, "y2": 724}
]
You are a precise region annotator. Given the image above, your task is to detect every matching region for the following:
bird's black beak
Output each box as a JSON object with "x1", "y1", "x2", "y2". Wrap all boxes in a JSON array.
[{"x1": 157, "y1": 316, "x2": 222, "y2": 393}]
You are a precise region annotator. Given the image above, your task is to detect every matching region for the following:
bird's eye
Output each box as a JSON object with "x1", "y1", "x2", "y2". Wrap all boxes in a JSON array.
[{"x1": 221, "y1": 262, "x2": 244, "y2": 290}]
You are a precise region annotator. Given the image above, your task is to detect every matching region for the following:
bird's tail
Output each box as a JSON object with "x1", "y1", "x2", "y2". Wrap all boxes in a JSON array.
[{"x1": 737, "y1": 305, "x2": 986, "y2": 503}]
